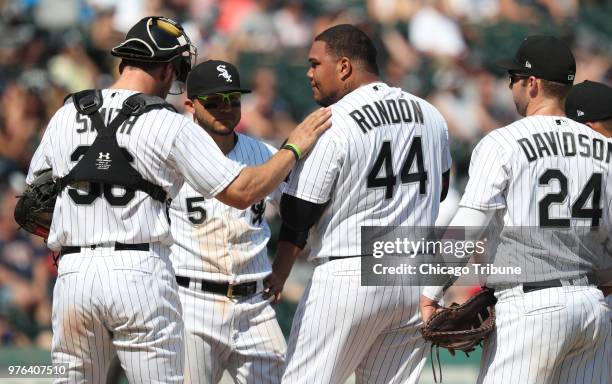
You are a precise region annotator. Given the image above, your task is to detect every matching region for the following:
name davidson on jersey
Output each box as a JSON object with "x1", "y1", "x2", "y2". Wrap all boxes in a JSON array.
[{"x1": 517, "y1": 129, "x2": 612, "y2": 164}]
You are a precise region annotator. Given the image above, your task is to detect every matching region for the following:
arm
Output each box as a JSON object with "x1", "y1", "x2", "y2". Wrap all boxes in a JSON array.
[
  {"x1": 424, "y1": 134, "x2": 508, "y2": 323},
  {"x1": 421, "y1": 206, "x2": 495, "y2": 322},
  {"x1": 264, "y1": 240, "x2": 302, "y2": 303},
  {"x1": 216, "y1": 108, "x2": 332, "y2": 209},
  {"x1": 440, "y1": 117, "x2": 452, "y2": 203},
  {"x1": 441, "y1": 169, "x2": 450, "y2": 202},
  {"x1": 263, "y1": 194, "x2": 328, "y2": 302},
  {"x1": 171, "y1": 108, "x2": 331, "y2": 210},
  {"x1": 215, "y1": 150, "x2": 296, "y2": 209}
]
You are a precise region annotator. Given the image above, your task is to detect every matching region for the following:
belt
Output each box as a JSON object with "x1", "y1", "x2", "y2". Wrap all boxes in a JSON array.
[
  {"x1": 60, "y1": 242, "x2": 150, "y2": 255},
  {"x1": 522, "y1": 275, "x2": 595, "y2": 293},
  {"x1": 329, "y1": 255, "x2": 363, "y2": 261},
  {"x1": 175, "y1": 276, "x2": 258, "y2": 299}
]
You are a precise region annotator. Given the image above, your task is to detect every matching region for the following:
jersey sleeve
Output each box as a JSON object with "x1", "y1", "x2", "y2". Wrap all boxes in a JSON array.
[
  {"x1": 459, "y1": 133, "x2": 510, "y2": 210},
  {"x1": 259, "y1": 143, "x2": 286, "y2": 208},
  {"x1": 168, "y1": 120, "x2": 245, "y2": 199},
  {"x1": 26, "y1": 122, "x2": 54, "y2": 184},
  {"x1": 284, "y1": 130, "x2": 343, "y2": 204}
]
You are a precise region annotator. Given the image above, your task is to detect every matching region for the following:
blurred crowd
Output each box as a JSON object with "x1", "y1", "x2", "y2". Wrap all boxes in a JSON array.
[{"x1": 0, "y1": 0, "x2": 610, "y2": 347}]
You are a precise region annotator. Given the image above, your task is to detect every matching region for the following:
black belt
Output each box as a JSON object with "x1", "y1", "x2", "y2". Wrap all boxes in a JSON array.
[
  {"x1": 329, "y1": 255, "x2": 363, "y2": 261},
  {"x1": 522, "y1": 276, "x2": 595, "y2": 293},
  {"x1": 60, "y1": 242, "x2": 150, "y2": 255},
  {"x1": 175, "y1": 276, "x2": 258, "y2": 299}
]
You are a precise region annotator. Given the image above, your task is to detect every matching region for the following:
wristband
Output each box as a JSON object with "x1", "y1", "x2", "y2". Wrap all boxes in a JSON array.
[{"x1": 281, "y1": 143, "x2": 302, "y2": 161}]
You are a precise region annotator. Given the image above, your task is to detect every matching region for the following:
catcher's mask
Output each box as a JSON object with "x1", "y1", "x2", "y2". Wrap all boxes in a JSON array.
[{"x1": 111, "y1": 16, "x2": 197, "y2": 92}]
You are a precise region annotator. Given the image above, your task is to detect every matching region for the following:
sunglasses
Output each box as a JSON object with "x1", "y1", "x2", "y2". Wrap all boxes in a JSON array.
[
  {"x1": 508, "y1": 73, "x2": 529, "y2": 88},
  {"x1": 196, "y1": 92, "x2": 241, "y2": 109}
]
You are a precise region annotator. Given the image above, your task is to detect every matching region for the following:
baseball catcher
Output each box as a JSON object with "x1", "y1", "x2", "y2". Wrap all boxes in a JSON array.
[{"x1": 14, "y1": 168, "x2": 57, "y2": 239}]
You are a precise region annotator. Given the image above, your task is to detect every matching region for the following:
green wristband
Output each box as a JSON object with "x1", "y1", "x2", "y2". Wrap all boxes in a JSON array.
[{"x1": 282, "y1": 143, "x2": 302, "y2": 161}]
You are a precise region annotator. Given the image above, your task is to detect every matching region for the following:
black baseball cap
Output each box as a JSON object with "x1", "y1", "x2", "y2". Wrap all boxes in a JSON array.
[
  {"x1": 565, "y1": 80, "x2": 612, "y2": 123},
  {"x1": 497, "y1": 35, "x2": 576, "y2": 84},
  {"x1": 186, "y1": 60, "x2": 251, "y2": 99}
]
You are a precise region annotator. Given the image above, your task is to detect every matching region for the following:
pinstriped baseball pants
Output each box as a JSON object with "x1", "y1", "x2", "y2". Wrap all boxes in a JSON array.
[{"x1": 51, "y1": 244, "x2": 184, "y2": 383}]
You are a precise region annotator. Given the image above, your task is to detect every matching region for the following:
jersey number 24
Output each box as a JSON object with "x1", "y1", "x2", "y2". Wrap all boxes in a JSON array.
[{"x1": 539, "y1": 169, "x2": 602, "y2": 227}]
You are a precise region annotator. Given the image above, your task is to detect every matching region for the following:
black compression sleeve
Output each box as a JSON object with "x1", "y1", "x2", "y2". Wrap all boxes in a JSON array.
[
  {"x1": 278, "y1": 194, "x2": 328, "y2": 248},
  {"x1": 441, "y1": 169, "x2": 450, "y2": 202}
]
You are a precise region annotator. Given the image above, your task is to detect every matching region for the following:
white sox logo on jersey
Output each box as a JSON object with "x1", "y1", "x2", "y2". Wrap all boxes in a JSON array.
[
  {"x1": 217, "y1": 65, "x2": 232, "y2": 83},
  {"x1": 251, "y1": 200, "x2": 265, "y2": 225}
]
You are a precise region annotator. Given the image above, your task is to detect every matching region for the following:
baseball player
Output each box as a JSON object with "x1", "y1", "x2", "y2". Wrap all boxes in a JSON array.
[
  {"x1": 565, "y1": 80, "x2": 612, "y2": 322},
  {"x1": 169, "y1": 60, "x2": 286, "y2": 383},
  {"x1": 25, "y1": 16, "x2": 330, "y2": 383},
  {"x1": 565, "y1": 80, "x2": 612, "y2": 139},
  {"x1": 421, "y1": 36, "x2": 611, "y2": 383},
  {"x1": 264, "y1": 24, "x2": 452, "y2": 383}
]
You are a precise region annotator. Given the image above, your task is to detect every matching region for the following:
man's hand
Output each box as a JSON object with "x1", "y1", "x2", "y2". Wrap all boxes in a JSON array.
[
  {"x1": 420, "y1": 294, "x2": 442, "y2": 324},
  {"x1": 263, "y1": 240, "x2": 302, "y2": 304},
  {"x1": 263, "y1": 271, "x2": 287, "y2": 304},
  {"x1": 286, "y1": 108, "x2": 332, "y2": 157}
]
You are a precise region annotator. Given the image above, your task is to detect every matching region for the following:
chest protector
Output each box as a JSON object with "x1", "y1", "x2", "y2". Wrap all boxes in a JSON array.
[{"x1": 58, "y1": 90, "x2": 177, "y2": 202}]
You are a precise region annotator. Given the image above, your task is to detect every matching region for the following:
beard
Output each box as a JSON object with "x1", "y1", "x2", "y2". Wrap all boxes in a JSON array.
[
  {"x1": 313, "y1": 88, "x2": 338, "y2": 107},
  {"x1": 211, "y1": 127, "x2": 235, "y2": 136}
]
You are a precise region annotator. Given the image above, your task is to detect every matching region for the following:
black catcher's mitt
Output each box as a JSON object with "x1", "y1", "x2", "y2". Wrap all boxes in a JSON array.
[
  {"x1": 14, "y1": 169, "x2": 58, "y2": 239},
  {"x1": 421, "y1": 287, "x2": 497, "y2": 354}
]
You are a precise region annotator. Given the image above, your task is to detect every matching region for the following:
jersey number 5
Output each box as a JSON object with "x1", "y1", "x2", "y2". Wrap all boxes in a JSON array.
[
  {"x1": 367, "y1": 137, "x2": 428, "y2": 199},
  {"x1": 68, "y1": 145, "x2": 136, "y2": 206},
  {"x1": 538, "y1": 169, "x2": 602, "y2": 227},
  {"x1": 186, "y1": 197, "x2": 207, "y2": 225}
]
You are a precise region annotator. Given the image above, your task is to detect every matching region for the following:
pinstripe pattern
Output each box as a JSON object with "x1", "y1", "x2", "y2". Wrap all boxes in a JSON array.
[
  {"x1": 51, "y1": 244, "x2": 183, "y2": 383},
  {"x1": 459, "y1": 115, "x2": 611, "y2": 383},
  {"x1": 27, "y1": 89, "x2": 244, "y2": 251},
  {"x1": 170, "y1": 133, "x2": 282, "y2": 283},
  {"x1": 285, "y1": 82, "x2": 451, "y2": 260},
  {"x1": 27, "y1": 89, "x2": 247, "y2": 383},
  {"x1": 170, "y1": 133, "x2": 286, "y2": 383},
  {"x1": 282, "y1": 82, "x2": 450, "y2": 383},
  {"x1": 180, "y1": 287, "x2": 286, "y2": 384},
  {"x1": 283, "y1": 259, "x2": 427, "y2": 384},
  {"x1": 478, "y1": 286, "x2": 610, "y2": 384}
]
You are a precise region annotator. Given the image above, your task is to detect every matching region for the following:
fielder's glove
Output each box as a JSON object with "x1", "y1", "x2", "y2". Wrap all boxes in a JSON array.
[
  {"x1": 14, "y1": 169, "x2": 58, "y2": 239},
  {"x1": 420, "y1": 287, "x2": 497, "y2": 382}
]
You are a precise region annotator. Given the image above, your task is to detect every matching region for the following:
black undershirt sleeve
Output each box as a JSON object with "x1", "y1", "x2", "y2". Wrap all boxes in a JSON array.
[
  {"x1": 441, "y1": 169, "x2": 450, "y2": 202},
  {"x1": 278, "y1": 194, "x2": 328, "y2": 249}
]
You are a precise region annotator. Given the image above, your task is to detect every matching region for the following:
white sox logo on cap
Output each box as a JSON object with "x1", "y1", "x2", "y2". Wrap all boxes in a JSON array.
[{"x1": 217, "y1": 65, "x2": 232, "y2": 83}]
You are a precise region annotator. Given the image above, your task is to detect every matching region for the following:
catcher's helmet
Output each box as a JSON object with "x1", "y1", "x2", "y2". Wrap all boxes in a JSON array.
[{"x1": 111, "y1": 16, "x2": 197, "y2": 83}]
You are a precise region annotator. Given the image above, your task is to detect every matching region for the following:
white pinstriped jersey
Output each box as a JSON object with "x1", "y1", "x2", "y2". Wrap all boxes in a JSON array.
[
  {"x1": 27, "y1": 89, "x2": 244, "y2": 251},
  {"x1": 460, "y1": 115, "x2": 612, "y2": 283},
  {"x1": 169, "y1": 133, "x2": 282, "y2": 283},
  {"x1": 285, "y1": 82, "x2": 451, "y2": 259}
]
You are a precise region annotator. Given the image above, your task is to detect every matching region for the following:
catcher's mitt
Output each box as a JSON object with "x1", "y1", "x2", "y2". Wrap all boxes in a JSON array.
[
  {"x1": 14, "y1": 169, "x2": 58, "y2": 239},
  {"x1": 421, "y1": 287, "x2": 497, "y2": 382}
]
